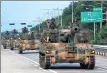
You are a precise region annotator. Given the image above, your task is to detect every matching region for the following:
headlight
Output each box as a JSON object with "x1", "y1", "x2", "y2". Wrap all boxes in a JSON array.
[
  {"x1": 46, "y1": 50, "x2": 51, "y2": 54},
  {"x1": 91, "y1": 50, "x2": 95, "y2": 54}
]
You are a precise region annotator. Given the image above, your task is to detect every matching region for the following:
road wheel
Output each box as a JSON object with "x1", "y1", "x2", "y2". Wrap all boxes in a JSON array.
[
  {"x1": 87, "y1": 56, "x2": 95, "y2": 69},
  {"x1": 19, "y1": 48, "x2": 23, "y2": 54},
  {"x1": 80, "y1": 63, "x2": 86, "y2": 69},
  {"x1": 10, "y1": 46, "x2": 14, "y2": 50},
  {"x1": 43, "y1": 56, "x2": 51, "y2": 69},
  {"x1": 80, "y1": 56, "x2": 95, "y2": 69},
  {"x1": 39, "y1": 54, "x2": 51, "y2": 69},
  {"x1": 39, "y1": 54, "x2": 43, "y2": 67},
  {"x1": 3, "y1": 45, "x2": 6, "y2": 49}
]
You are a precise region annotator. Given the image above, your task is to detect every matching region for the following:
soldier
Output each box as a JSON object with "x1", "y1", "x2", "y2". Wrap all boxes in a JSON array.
[
  {"x1": 47, "y1": 18, "x2": 57, "y2": 29},
  {"x1": 41, "y1": 18, "x2": 59, "y2": 43}
]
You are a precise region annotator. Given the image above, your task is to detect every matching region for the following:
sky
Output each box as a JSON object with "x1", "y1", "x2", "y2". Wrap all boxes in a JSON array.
[{"x1": 1, "y1": 1, "x2": 72, "y2": 32}]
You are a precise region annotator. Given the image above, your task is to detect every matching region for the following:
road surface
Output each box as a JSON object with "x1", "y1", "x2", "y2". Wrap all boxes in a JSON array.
[
  {"x1": 1, "y1": 45, "x2": 107, "y2": 73},
  {"x1": 1, "y1": 46, "x2": 51, "y2": 73}
]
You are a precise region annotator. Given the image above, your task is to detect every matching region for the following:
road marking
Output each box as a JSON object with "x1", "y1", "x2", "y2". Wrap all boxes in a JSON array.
[
  {"x1": 94, "y1": 45, "x2": 107, "y2": 48},
  {"x1": 97, "y1": 67, "x2": 107, "y2": 72},
  {"x1": 34, "y1": 65, "x2": 38, "y2": 67},
  {"x1": 49, "y1": 69, "x2": 57, "y2": 73},
  {"x1": 19, "y1": 55, "x2": 39, "y2": 65},
  {"x1": 19, "y1": 55, "x2": 56, "y2": 72},
  {"x1": 39, "y1": 68, "x2": 43, "y2": 69},
  {"x1": 8, "y1": 48, "x2": 107, "y2": 73},
  {"x1": 96, "y1": 55, "x2": 107, "y2": 59},
  {"x1": 10, "y1": 50, "x2": 57, "y2": 73}
]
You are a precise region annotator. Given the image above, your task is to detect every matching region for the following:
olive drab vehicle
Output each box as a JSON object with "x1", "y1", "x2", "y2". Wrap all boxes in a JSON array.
[
  {"x1": 10, "y1": 29, "x2": 20, "y2": 50},
  {"x1": 3, "y1": 38, "x2": 10, "y2": 49},
  {"x1": 39, "y1": 18, "x2": 95, "y2": 69},
  {"x1": 2, "y1": 31, "x2": 10, "y2": 49},
  {"x1": 10, "y1": 38, "x2": 20, "y2": 50},
  {"x1": 18, "y1": 27, "x2": 40, "y2": 54}
]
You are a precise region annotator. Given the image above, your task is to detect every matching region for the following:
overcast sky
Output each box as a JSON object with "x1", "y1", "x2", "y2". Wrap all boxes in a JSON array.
[{"x1": 1, "y1": 1, "x2": 71, "y2": 32}]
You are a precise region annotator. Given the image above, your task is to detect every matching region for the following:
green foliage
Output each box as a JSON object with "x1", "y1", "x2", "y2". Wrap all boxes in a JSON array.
[
  {"x1": 96, "y1": 32, "x2": 102, "y2": 40},
  {"x1": 30, "y1": 1, "x2": 107, "y2": 41},
  {"x1": 100, "y1": 26, "x2": 107, "y2": 39},
  {"x1": 95, "y1": 26, "x2": 107, "y2": 43},
  {"x1": 30, "y1": 21, "x2": 47, "y2": 32}
]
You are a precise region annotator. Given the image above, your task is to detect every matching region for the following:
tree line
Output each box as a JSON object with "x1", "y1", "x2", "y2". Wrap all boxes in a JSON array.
[{"x1": 30, "y1": 1, "x2": 107, "y2": 43}]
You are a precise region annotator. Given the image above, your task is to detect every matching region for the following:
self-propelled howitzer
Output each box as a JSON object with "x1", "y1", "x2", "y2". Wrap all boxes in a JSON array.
[
  {"x1": 10, "y1": 29, "x2": 20, "y2": 50},
  {"x1": 39, "y1": 18, "x2": 95, "y2": 69},
  {"x1": 18, "y1": 27, "x2": 40, "y2": 54}
]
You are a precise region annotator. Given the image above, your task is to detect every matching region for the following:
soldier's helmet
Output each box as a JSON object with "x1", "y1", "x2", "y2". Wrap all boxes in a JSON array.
[
  {"x1": 22, "y1": 27, "x2": 29, "y2": 33},
  {"x1": 51, "y1": 18, "x2": 55, "y2": 22},
  {"x1": 48, "y1": 18, "x2": 57, "y2": 29}
]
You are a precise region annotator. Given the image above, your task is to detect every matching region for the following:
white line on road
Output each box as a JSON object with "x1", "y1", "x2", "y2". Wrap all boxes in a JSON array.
[
  {"x1": 94, "y1": 45, "x2": 107, "y2": 48},
  {"x1": 10, "y1": 50, "x2": 58, "y2": 73},
  {"x1": 97, "y1": 68, "x2": 107, "y2": 72},
  {"x1": 49, "y1": 69, "x2": 57, "y2": 73},
  {"x1": 9, "y1": 49, "x2": 107, "y2": 73}
]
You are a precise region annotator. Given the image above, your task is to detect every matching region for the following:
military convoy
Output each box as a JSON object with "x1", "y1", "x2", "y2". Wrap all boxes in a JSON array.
[
  {"x1": 39, "y1": 18, "x2": 95, "y2": 69},
  {"x1": 2, "y1": 18, "x2": 95, "y2": 70},
  {"x1": 18, "y1": 27, "x2": 40, "y2": 54}
]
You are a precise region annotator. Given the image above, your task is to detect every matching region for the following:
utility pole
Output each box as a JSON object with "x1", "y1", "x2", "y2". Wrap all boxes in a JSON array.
[
  {"x1": 41, "y1": 9, "x2": 52, "y2": 19},
  {"x1": 94, "y1": 22, "x2": 96, "y2": 40},
  {"x1": 61, "y1": 14, "x2": 63, "y2": 28},
  {"x1": 46, "y1": 10, "x2": 51, "y2": 19},
  {"x1": 33, "y1": 17, "x2": 43, "y2": 32},
  {"x1": 100, "y1": 1, "x2": 103, "y2": 31},
  {"x1": 57, "y1": 8, "x2": 60, "y2": 25},
  {"x1": 103, "y1": 11, "x2": 107, "y2": 26},
  {"x1": 72, "y1": 1, "x2": 74, "y2": 24},
  {"x1": 57, "y1": 8, "x2": 63, "y2": 28},
  {"x1": 37, "y1": 17, "x2": 41, "y2": 33},
  {"x1": 53, "y1": 8, "x2": 63, "y2": 28},
  {"x1": 42, "y1": 8, "x2": 63, "y2": 28},
  {"x1": 106, "y1": 11, "x2": 107, "y2": 26}
]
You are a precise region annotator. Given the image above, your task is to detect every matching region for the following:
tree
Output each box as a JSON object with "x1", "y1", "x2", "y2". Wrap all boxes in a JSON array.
[
  {"x1": 30, "y1": 1, "x2": 107, "y2": 41},
  {"x1": 22, "y1": 27, "x2": 29, "y2": 33}
]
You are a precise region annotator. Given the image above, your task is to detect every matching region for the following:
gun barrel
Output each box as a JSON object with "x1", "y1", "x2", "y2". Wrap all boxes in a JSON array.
[{"x1": 71, "y1": 24, "x2": 80, "y2": 33}]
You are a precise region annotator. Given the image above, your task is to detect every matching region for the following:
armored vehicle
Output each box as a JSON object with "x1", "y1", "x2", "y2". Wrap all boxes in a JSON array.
[
  {"x1": 3, "y1": 38, "x2": 10, "y2": 49},
  {"x1": 10, "y1": 29, "x2": 20, "y2": 50},
  {"x1": 39, "y1": 18, "x2": 95, "y2": 69},
  {"x1": 2, "y1": 31, "x2": 10, "y2": 49},
  {"x1": 18, "y1": 27, "x2": 40, "y2": 54},
  {"x1": 10, "y1": 38, "x2": 20, "y2": 50}
]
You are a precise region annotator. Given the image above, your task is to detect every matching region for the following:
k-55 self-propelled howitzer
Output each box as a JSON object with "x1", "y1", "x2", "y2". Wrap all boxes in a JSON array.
[
  {"x1": 18, "y1": 27, "x2": 40, "y2": 54},
  {"x1": 39, "y1": 18, "x2": 95, "y2": 69}
]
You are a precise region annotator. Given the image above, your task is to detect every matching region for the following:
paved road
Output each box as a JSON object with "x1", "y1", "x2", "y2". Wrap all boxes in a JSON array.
[
  {"x1": 1, "y1": 46, "x2": 51, "y2": 73},
  {"x1": 1, "y1": 45, "x2": 107, "y2": 73},
  {"x1": 19, "y1": 51, "x2": 107, "y2": 73}
]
